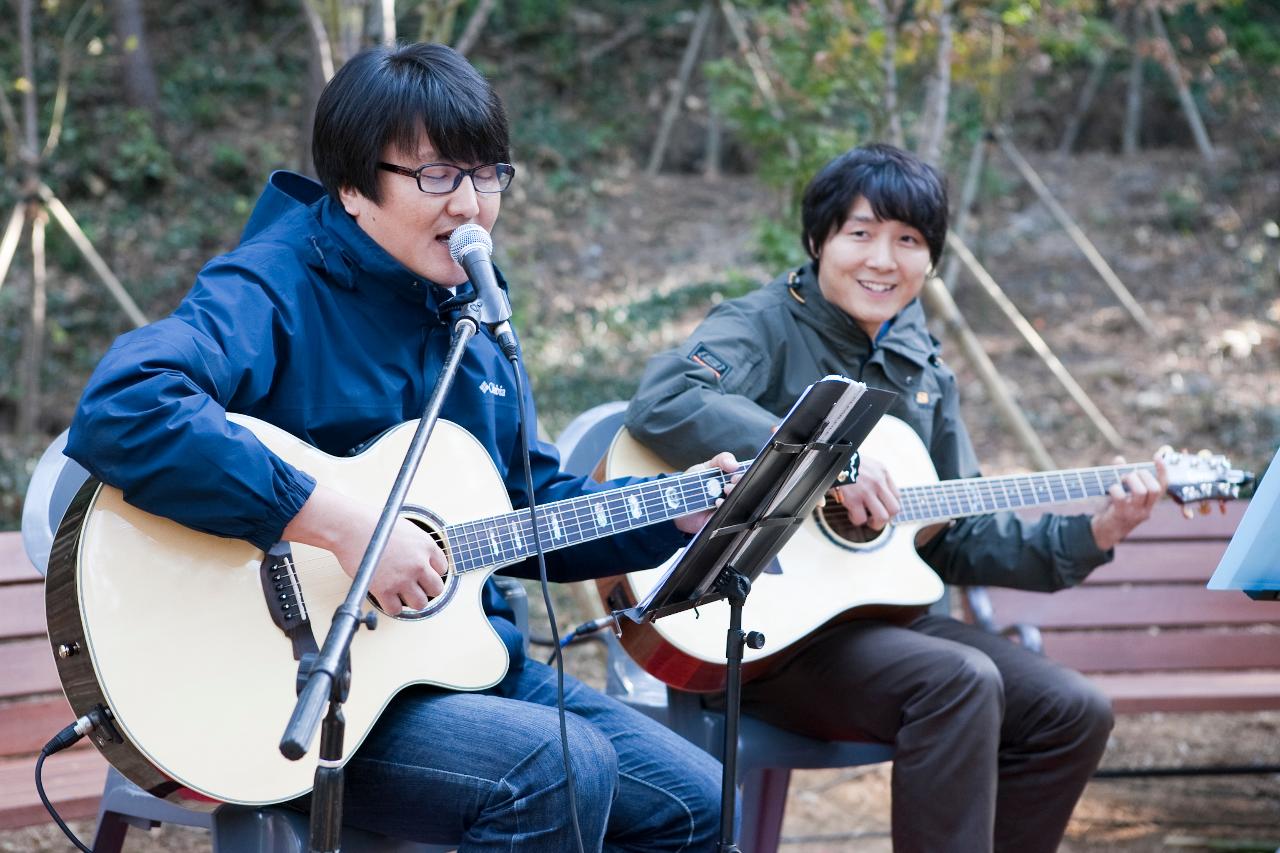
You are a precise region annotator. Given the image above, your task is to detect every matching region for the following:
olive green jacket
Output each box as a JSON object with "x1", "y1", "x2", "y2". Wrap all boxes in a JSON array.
[{"x1": 625, "y1": 263, "x2": 1111, "y2": 592}]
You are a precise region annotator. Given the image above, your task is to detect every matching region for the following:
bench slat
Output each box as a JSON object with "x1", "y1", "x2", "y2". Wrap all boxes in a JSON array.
[
  {"x1": 0, "y1": 532, "x2": 37, "y2": 585},
  {"x1": 1087, "y1": 540, "x2": 1230, "y2": 584},
  {"x1": 0, "y1": 698, "x2": 85, "y2": 759},
  {"x1": 1043, "y1": 630, "x2": 1280, "y2": 673},
  {"x1": 0, "y1": 639, "x2": 61, "y2": 700},
  {"x1": 1122, "y1": 500, "x2": 1246, "y2": 540},
  {"x1": 982, "y1": 584, "x2": 1276, "y2": 629},
  {"x1": 0, "y1": 584, "x2": 45, "y2": 640},
  {"x1": 0, "y1": 747, "x2": 106, "y2": 830},
  {"x1": 1089, "y1": 671, "x2": 1280, "y2": 714}
]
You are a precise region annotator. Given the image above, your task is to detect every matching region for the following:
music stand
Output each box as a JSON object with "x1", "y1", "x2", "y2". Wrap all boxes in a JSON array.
[
  {"x1": 614, "y1": 376, "x2": 895, "y2": 852},
  {"x1": 1208, "y1": 447, "x2": 1280, "y2": 601}
]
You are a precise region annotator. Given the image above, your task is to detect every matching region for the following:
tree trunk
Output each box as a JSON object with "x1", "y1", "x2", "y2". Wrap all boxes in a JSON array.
[
  {"x1": 915, "y1": 0, "x2": 955, "y2": 166},
  {"x1": 107, "y1": 0, "x2": 162, "y2": 116}
]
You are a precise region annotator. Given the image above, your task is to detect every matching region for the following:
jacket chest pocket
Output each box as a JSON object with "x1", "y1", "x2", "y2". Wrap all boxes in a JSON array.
[{"x1": 875, "y1": 357, "x2": 946, "y2": 450}]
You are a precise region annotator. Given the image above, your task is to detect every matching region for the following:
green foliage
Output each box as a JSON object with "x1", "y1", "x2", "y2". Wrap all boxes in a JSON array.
[{"x1": 105, "y1": 109, "x2": 175, "y2": 197}]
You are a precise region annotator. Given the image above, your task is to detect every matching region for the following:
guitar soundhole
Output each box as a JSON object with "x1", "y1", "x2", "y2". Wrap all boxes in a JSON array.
[
  {"x1": 366, "y1": 510, "x2": 458, "y2": 621},
  {"x1": 814, "y1": 502, "x2": 888, "y2": 549}
]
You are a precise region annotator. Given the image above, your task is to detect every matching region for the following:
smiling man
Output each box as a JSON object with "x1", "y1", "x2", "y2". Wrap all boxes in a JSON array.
[
  {"x1": 66, "y1": 43, "x2": 727, "y2": 851},
  {"x1": 626, "y1": 143, "x2": 1164, "y2": 852}
]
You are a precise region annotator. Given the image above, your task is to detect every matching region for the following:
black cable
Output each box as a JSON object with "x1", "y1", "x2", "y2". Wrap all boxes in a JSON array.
[
  {"x1": 510, "y1": 356, "x2": 587, "y2": 853},
  {"x1": 36, "y1": 715, "x2": 99, "y2": 853}
]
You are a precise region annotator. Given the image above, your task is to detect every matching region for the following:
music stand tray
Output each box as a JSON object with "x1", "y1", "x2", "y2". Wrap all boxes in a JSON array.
[
  {"x1": 619, "y1": 375, "x2": 895, "y2": 625},
  {"x1": 611, "y1": 375, "x2": 895, "y2": 852}
]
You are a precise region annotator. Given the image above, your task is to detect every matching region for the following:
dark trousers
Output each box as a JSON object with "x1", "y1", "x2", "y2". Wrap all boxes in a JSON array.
[{"x1": 740, "y1": 613, "x2": 1113, "y2": 853}]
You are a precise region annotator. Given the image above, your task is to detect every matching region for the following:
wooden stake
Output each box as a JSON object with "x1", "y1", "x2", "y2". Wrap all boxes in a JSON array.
[
  {"x1": 993, "y1": 130, "x2": 1159, "y2": 339},
  {"x1": 648, "y1": 2, "x2": 714, "y2": 176},
  {"x1": 922, "y1": 276, "x2": 1056, "y2": 469},
  {"x1": 39, "y1": 184, "x2": 148, "y2": 328},
  {"x1": 946, "y1": 233, "x2": 1126, "y2": 451}
]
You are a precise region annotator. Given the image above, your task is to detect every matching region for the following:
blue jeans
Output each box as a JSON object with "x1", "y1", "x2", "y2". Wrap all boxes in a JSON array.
[{"x1": 339, "y1": 660, "x2": 724, "y2": 852}]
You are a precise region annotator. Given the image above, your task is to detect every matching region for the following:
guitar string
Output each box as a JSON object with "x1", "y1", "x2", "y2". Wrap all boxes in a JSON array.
[{"x1": 273, "y1": 465, "x2": 737, "y2": 588}]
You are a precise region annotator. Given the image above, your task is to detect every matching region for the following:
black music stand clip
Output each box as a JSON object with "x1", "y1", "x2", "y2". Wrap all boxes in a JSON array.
[{"x1": 614, "y1": 376, "x2": 895, "y2": 852}]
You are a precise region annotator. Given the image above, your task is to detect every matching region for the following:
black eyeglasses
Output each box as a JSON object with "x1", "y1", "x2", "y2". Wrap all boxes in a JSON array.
[{"x1": 377, "y1": 161, "x2": 516, "y2": 195}]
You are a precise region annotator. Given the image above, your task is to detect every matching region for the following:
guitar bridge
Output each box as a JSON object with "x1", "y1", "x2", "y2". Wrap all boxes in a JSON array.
[{"x1": 260, "y1": 543, "x2": 318, "y2": 660}]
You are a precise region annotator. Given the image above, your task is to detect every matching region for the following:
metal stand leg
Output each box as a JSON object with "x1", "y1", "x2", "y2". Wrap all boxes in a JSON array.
[{"x1": 716, "y1": 569, "x2": 765, "y2": 853}]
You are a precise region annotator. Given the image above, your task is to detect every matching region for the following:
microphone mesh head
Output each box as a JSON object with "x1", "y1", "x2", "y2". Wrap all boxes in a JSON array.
[{"x1": 448, "y1": 223, "x2": 493, "y2": 264}]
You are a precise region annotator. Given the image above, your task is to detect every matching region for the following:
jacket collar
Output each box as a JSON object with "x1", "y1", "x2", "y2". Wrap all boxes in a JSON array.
[{"x1": 787, "y1": 262, "x2": 935, "y2": 368}]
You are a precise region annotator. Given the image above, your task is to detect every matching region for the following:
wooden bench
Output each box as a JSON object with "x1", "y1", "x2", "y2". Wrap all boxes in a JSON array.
[
  {"x1": 976, "y1": 500, "x2": 1280, "y2": 716},
  {"x1": 0, "y1": 530, "x2": 108, "y2": 830}
]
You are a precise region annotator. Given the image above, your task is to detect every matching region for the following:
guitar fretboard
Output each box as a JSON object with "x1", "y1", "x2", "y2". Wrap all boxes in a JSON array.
[
  {"x1": 895, "y1": 462, "x2": 1157, "y2": 524},
  {"x1": 442, "y1": 465, "x2": 742, "y2": 574}
]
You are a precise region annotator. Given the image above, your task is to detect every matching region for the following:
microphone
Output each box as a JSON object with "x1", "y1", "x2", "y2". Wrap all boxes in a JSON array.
[{"x1": 448, "y1": 224, "x2": 512, "y2": 325}]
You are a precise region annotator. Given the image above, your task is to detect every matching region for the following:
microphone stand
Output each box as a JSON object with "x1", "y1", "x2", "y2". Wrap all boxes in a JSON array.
[{"x1": 279, "y1": 293, "x2": 486, "y2": 853}]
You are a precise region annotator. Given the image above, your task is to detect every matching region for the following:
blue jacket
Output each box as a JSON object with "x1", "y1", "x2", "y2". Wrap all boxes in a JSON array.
[{"x1": 67, "y1": 170, "x2": 687, "y2": 668}]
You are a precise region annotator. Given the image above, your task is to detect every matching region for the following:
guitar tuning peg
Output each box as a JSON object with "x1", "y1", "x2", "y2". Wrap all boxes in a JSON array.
[
  {"x1": 1182, "y1": 505, "x2": 1196, "y2": 520},
  {"x1": 1219, "y1": 500, "x2": 1228, "y2": 514},
  {"x1": 1200, "y1": 503, "x2": 1212, "y2": 516}
]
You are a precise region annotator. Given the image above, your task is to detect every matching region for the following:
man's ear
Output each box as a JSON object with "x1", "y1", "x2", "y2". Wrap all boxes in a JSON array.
[{"x1": 338, "y1": 185, "x2": 367, "y2": 218}]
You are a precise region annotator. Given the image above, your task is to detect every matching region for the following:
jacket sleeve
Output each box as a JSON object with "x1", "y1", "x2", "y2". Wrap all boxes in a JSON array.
[
  {"x1": 625, "y1": 301, "x2": 781, "y2": 468},
  {"x1": 65, "y1": 259, "x2": 316, "y2": 551},
  {"x1": 495, "y1": 364, "x2": 691, "y2": 583},
  {"x1": 916, "y1": 367, "x2": 1112, "y2": 591}
]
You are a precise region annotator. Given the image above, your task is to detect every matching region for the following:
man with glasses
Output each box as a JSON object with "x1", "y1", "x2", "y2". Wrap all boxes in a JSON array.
[{"x1": 66, "y1": 43, "x2": 724, "y2": 851}]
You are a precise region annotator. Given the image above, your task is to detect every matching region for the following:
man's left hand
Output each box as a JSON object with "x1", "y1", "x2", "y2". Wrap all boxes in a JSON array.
[
  {"x1": 1090, "y1": 454, "x2": 1168, "y2": 550},
  {"x1": 674, "y1": 452, "x2": 740, "y2": 534}
]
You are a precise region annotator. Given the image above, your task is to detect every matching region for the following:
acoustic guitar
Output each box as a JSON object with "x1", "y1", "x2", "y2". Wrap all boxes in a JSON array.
[
  {"x1": 595, "y1": 415, "x2": 1250, "y2": 693},
  {"x1": 45, "y1": 414, "x2": 739, "y2": 807}
]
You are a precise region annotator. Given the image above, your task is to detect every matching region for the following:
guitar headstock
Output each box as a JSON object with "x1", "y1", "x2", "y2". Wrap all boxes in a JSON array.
[{"x1": 1159, "y1": 448, "x2": 1254, "y2": 506}]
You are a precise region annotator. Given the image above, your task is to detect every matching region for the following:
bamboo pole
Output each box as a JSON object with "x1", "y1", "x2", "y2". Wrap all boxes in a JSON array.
[
  {"x1": 993, "y1": 129, "x2": 1159, "y2": 340},
  {"x1": 647, "y1": 1, "x2": 714, "y2": 176},
  {"x1": 718, "y1": 0, "x2": 799, "y2": 160},
  {"x1": 946, "y1": 232, "x2": 1126, "y2": 451},
  {"x1": 1057, "y1": 48, "x2": 1111, "y2": 156},
  {"x1": 1146, "y1": 4, "x2": 1215, "y2": 166},
  {"x1": 39, "y1": 184, "x2": 148, "y2": 328},
  {"x1": 1123, "y1": 9, "x2": 1145, "y2": 157},
  {"x1": 19, "y1": 206, "x2": 47, "y2": 438},
  {"x1": 940, "y1": 135, "x2": 988, "y2": 293},
  {"x1": 0, "y1": 203, "x2": 26, "y2": 295},
  {"x1": 922, "y1": 276, "x2": 1056, "y2": 469}
]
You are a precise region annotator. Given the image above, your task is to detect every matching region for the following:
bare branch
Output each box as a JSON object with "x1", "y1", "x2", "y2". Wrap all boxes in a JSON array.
[
  {"x1": 454, "y1": 0, "x2": 496, "y2": 57},
  {"x1": 869, "y1": 0, "x2": 905, "y2": 148},
  {"x1": 43, "y1": 0, "x2": 96, "y2": 159}
]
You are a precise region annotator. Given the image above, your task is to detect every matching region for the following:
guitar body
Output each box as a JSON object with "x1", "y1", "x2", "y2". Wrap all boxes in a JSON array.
[
  {"x1": 45, "y1": 416, "x2": 511, "y2": 806},
  {"x1": 597, "y1": 415, "x2": 946, "y2": 693}
]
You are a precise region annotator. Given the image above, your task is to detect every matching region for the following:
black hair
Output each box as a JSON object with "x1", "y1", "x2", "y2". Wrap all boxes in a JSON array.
[
  {"x1": 800, "y1": 143, "x2": 948, "y2": 267},
  {"x1": 312, "y1": 43, "x2": 510, "y2": 203}
]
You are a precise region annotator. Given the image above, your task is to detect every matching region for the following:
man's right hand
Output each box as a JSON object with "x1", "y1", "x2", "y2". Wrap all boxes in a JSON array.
[
  {"x1": 831, "y1": 454, "x2": 901, "y2": 531},
  {"x1": 282, "y1": 483, "x2": 448, "y2": 614}
]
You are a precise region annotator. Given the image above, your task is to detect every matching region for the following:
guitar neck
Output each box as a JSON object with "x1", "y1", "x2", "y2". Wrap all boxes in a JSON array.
[
  {"x1": 443, "y1": 466, "x2": 742, "y2": 574},
  {"x1": 896, "y1": 462, "x2": 1157, "y2": 525}
]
